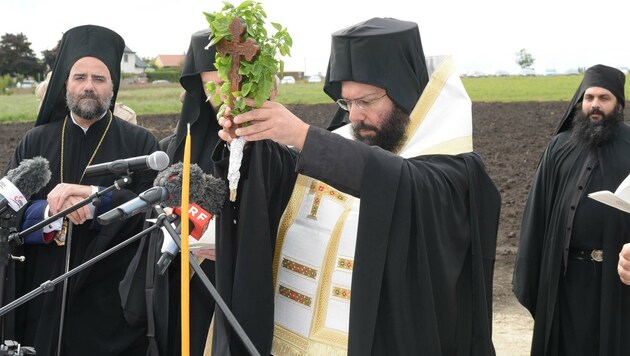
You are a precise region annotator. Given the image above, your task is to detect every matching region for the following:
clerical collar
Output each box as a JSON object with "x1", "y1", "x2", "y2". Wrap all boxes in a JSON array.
[{"x1": 69, "y1": 111, "x2": 108, "y2": 133}]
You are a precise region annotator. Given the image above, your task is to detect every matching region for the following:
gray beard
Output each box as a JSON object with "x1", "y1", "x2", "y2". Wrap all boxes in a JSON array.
[{"x1": 66, "y1": 91, "x2": 112, "y2": 120}]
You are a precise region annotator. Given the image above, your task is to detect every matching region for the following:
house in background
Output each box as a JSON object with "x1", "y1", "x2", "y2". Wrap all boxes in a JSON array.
[
  {"x1": 154, "y1": 54, "x2": 185, "y2": 69},
  {"x1": 121, "y1": 46, "x2": 147, "y2": 74}
]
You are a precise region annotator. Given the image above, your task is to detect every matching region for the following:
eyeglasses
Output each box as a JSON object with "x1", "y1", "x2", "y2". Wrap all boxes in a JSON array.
[{"x1": 336, "y1": 93, "x2": 387, "y2": 112}]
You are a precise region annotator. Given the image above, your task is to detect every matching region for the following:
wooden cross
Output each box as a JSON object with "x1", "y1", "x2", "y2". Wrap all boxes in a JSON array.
[{"x1": 216, "y1": 17, "x2": 260, "y2": 116}]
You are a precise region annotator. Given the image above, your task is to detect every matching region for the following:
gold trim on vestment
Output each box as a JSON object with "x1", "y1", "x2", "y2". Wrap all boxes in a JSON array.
[
  {"x1": 203, "y1": 317, "x2": 213, "y2": 356},
  {"x1": 272, "y1": 175, "x2": 353, "y2": 353},
  {"x1": 278, "y1": 284, "x2": 313, "y2": 307},
  {"x1": 310, "y1": 195, "x2": 352, "y2": 349},
  {"x1": 272, "y1": 323, "x2": 347, "y2": 355},
  {"x1": 282, "y1": 257, "x2": 319, "y2": 279},
  {"x1": 412, "y1": 136, "x2": 473, "y2": 156},
  {"x1": 273, "y1": 174, "x2": 310, "y2": 287},
  {"x1": 331, "y1": 286, "x2": 351, "y2": 301},
  {"x1": 273, "y1": 324, "x2": 309, "y2": 352},
  {"x1": 336, "y1": 257, "x2": 353, "y2": 271},
  {"x1": 272, "y1": 324, "x2": 348, "y2": 355},
  {"x1": 399, "y1": 56, "x2": 473, "y2": 157}
]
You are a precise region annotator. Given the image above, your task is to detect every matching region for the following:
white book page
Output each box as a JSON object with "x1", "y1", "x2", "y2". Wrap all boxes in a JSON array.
[
  {"x1": 589, "y1": 173, "x2": 630, "y2": 213},
  {"x1": 614, "y1": 173, "x2": 630, "y2": 202},
  {"x1": 589, "y1": 190, "x2": 630, "y2": 214}
]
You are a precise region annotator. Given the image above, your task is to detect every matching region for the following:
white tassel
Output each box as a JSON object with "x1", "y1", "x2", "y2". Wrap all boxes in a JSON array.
[{"x1": 227, "y1": 137, "x2": 246, "y2": 201}]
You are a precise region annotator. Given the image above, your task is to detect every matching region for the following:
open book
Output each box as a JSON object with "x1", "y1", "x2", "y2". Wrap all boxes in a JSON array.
[{"x1": 588, "y1": 173, "x2": 630, "y2": 213}]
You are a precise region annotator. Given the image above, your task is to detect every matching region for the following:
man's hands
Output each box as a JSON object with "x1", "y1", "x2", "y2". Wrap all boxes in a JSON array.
[
  {"x1": 192, "y1": 249, "x2": 216, "y2": 261},
  {"x1": 619, "y1": 243, "x2": 630, "y2": 286},
  {"x1": 217, "y1": 99, "x2": 310, "y2": 150},
  {"x1": 47, "y1": 183, "x2": 93, "y2": 225}
]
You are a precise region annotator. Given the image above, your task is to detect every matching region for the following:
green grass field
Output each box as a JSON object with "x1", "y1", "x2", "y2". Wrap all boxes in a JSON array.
[{"x1": 1, "y1": 74, "x2": 628, "y2": 123}]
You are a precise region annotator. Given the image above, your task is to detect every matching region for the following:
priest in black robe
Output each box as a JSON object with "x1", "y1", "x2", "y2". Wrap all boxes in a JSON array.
[
  {"x1": 121, "y1": 28, "x2": 222, "y2": 356},
  {"x1": 211, "y1": 18, "x2": 501, "y2": 355},
  {"x1": 513, "y1": 64, "x2": 630, "y2": 356},
  {"x1": 5, "y1": 25, "x2": 158, "y2": 356}
]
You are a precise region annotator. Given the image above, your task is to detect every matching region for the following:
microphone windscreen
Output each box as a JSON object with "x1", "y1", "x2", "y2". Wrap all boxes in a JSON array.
[
  {"x1": 147, "y1": 151, "x2": 170, "y2": 171},
  {"x1": 154, "y1": 163, "x2": 206, "y2": 207},
  {"x1": 202, "y1": 174, "x2": 227, "y2": 215},
  {"x1": 6, "y1": 156, "x2": 51, "y2": 199}
]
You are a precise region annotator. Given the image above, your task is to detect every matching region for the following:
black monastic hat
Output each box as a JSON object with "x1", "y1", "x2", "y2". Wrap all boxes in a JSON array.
[
  {"x1": 555, "y1": 64, "x2": 626, "y2": 134},
  {"x1": 35, "y1": 25, "x2": 125, "y2": 127},
  {"x1": 179, "y1": 28, "x2": 218, "y2": 92},
  {"x1": 166, "y1": 29, "x2": 220, "y2": 172},
  {"x1": 324, "y1": 18, "x2": 429, "y2": 130}
]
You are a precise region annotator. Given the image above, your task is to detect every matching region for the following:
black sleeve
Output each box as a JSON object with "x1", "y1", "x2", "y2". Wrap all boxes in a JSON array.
[{"x1": 297, "y1": 126, "x2": 372, "y2": 196}]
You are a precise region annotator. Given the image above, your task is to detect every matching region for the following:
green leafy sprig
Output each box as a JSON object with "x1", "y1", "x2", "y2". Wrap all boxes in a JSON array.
[{"x1": 204, "y1": 1, "x2": 292, "y2": 114}]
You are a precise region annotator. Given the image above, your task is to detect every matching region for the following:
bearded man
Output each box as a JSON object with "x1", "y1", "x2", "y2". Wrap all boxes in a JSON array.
[
  {"x1": 513, "y1": 64, "x2": 630, "y2": 356},
  {"x1": 5, "y1": 25, "x2": 158, "y2": 355},
  {"x1": 212, "y1": 17, "x2": 501, "y2": 356}
]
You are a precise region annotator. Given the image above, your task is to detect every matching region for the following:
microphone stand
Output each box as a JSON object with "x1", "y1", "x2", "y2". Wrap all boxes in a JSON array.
[
  {"x1": 0, "y1": 208, "x2": 17, "y2": 343},
  {"x1": 55, "y1": 176, "x2": 131, "y2": 356},
  {"x1": 154, "y1": 206, "x2": 261, "y2": 356},
  {"x1": 0, "y1": 217, "x2": 163, "y2": 318},
  {"x1": 4, "y1": 177, "x2": 130, "y2": 356},
  {"x1": 0, "y1": 202, "x2": 260, "y2": 356},
  {"x1": 56, "y1": 221, "x2": 72, "y2": 356}
]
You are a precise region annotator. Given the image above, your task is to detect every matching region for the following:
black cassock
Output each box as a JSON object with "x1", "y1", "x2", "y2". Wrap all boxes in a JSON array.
[
  {"x1": 120, "y1": 130, "x2": 220, "y2": 356},
  {"x1": 5, "y1": 116, "x2": 158, "y2": 356},
  {"x1": 514, "y1": 124, "x2": 630, "y2": 356},
  {"x1": 120, "y1": 48, "x2": 223, "y2": 354},
  {"x1": 211, "y1": 126, "x2": 500, "y2": 356}
]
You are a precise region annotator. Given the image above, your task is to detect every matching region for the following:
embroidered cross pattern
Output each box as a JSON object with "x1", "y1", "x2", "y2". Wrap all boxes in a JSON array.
[
  {"x1": 307, "y1": 180, "x2": 348, "y2": 220},
  {"x1": 337, "y1": 257, "x2": 354, "y2": 271},
  {"x1": 279, "y1": 285, "x2": 312, "y2": 307},
  {"x1": 282, "y1": 257, "x2": 318, "y2": 279},
  {"x1": 332, "y1": 286, "x2": 351, "y2": 301},
  {"x1": 216, "y1": 17, "x2": 260, "y2": 112}
]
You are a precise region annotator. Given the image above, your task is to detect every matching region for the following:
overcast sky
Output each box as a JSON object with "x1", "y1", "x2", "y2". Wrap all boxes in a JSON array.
[{"x1": 4, "y1": 0, "x2": 630, "y2": 76}]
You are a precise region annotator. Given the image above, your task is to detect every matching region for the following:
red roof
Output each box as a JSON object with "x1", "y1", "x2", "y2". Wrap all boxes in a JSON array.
[{"x1": 156, "y1": 54, "x2": 185, "y2": 68}]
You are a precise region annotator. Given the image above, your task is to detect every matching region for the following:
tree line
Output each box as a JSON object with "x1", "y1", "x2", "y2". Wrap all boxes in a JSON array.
[{"x1": 0, "y1": 33, "x2": 58, "y2": 83}]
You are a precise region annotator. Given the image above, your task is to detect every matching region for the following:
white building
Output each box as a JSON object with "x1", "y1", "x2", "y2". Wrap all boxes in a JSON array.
[{"x1": 120, "y1": 46, "x2": 147, "y2": 74}]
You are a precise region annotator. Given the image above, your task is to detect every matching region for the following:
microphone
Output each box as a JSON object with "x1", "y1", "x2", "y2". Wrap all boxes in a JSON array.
[
  {"x1": 84, "y1": 151, "x2": 170, "y2": 178},
  {"x1": 96, "y1": 162, "x2": 227, "y2": 228},
  {"x1": 152, "y1": 163, "x2": 227, "y2": 275},
  {"x1": 172, "y1": 203, "x2": 212, "y2": 240},
  {"x1": 156, "y1": 202, "x2": 214, "y2": 275},
  {"x1": 96, "y1": 186, "x2": 168, "y2": 224},
  {"x1": 0, "y1": 156, "x2": 51, "y2": 214}
]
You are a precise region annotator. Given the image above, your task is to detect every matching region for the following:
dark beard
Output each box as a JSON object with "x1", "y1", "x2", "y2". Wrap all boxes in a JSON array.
[
  {"x1": 570, "y1": 105, "x2": 623, "y2": 149},
  {"x1": 66, "y1": 90, "x2": 112, "y2": 120},
  {"x1": 352, "y1": 105, "x2": 410, "y2": 152}
]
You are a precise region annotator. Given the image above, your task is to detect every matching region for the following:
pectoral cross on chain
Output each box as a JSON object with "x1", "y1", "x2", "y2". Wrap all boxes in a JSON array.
[
  {"x1": 216, "y1": 17, "x2": 260, "y2": 112},
  {"x1": 307, "y1": 180, "x2": 348, "y2": 220}
]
